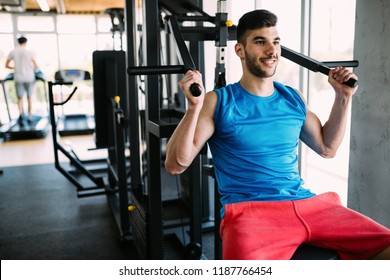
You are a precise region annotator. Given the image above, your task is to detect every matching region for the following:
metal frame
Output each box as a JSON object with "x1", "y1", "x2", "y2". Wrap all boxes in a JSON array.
[
  {"x1": 48, "y1": 80, "x2": 106, "y2": 198},
  {"x1": 126, "y1": 0, "x2": 216, "y2": 259},
  {"x1": 106, "y1": 97, "x2": 132, "y2": 241}
]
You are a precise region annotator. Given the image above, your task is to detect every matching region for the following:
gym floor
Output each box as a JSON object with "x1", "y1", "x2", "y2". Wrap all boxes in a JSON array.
[{"x1": 0, "y1": 130, "x2": 214, "y2": 260}]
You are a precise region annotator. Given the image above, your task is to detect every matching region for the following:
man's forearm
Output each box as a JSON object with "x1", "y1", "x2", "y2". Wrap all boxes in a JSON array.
[{"x1": 322, "y1": 93, "x2": 352, "y2": 155}]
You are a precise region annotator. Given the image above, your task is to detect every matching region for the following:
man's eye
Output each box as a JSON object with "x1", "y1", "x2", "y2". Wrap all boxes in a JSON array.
[{"x1": 255, "y1": 41, "x2": 265, "y2": 44}]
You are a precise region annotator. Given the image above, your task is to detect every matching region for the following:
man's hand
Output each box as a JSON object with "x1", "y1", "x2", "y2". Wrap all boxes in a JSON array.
[
  {"x1": 328, "y1": 66, "x2": 358, "y2": 97},
  {"x1": 178, "y1": 70, "x2": 205, "y2": 107}
]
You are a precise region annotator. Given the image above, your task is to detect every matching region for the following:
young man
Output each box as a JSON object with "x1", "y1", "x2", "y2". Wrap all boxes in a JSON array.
[
  {"x1": 5, "y1": 36, "x2": 39, "y2": 125},
  {"x1": 165, "y1": 9, "x2": 390, "y2": 259}
]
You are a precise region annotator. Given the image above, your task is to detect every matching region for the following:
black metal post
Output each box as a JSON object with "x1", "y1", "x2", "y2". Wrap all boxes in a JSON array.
[
  {"x1": 143, "y1": 0, "x2": 164, "y2": 259},
  {"x1": 124, "y1": 0, "x2": 143, "y2": 195}
]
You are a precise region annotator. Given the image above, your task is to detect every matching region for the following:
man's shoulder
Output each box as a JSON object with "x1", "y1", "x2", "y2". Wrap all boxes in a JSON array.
[
  {"x1": 273, "y1": 81, "x2": 295, "y2": 91},
  {"x1": 214, "y1": 82, "x2": 240, "y2": 94}
]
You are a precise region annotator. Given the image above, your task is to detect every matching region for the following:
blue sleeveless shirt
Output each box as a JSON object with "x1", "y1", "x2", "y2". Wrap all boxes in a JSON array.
[{"x1": 208, "y1": 81, "x2": 316, "y2": 217}]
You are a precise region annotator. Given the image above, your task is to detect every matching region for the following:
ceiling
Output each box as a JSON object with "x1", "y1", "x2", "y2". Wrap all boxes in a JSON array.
[{"x1": 23, "y1": 0, "x2": 125, "y2": 14}]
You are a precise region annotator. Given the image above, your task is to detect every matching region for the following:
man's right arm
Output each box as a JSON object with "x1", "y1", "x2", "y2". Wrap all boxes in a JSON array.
[{"x1": 164, "y1": 71, "x2": 217, "y2": 175}]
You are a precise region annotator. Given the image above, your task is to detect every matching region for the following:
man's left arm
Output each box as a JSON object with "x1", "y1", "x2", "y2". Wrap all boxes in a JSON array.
[{"x1": 300, "y1": 67, "x2": 358, "y2": 158}]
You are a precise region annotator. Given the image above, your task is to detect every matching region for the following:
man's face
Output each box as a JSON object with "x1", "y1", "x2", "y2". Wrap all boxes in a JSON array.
[{"x1": 240, "y1": 27, "x2": 281, "y2": 78}]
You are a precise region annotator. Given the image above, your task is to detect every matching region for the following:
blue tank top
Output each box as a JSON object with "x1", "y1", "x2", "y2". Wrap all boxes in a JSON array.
[{"x1": 208, "y1": 81, "x2": 315, "y2": 217}]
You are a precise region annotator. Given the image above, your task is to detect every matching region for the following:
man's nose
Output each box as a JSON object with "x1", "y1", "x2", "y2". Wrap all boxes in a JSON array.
[{"x1": 266, "y1": 43, "x2": 277, "y2": 55}]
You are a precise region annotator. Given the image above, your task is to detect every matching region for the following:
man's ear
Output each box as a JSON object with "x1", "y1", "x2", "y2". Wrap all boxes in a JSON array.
[{"x1": 235, "y1": 43, "x2": 245, "y2": 60}]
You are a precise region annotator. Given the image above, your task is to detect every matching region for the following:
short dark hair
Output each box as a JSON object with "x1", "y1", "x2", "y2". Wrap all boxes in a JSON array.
[
  {"x1": 237, "y1": 10, "x2": 278, "y2": 44},
  {"x1": 17, "y1": 36, "x2": 27, "y2": 44}
]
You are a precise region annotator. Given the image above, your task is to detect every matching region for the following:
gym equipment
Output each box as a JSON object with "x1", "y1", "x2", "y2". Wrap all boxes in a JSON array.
[
  {"x1": 104, "y1": 8, "x2": 125, "y2": 50},
  {"x1": 49, "y1": 50, "x2": 131, "y2": 241},
  {"x1": 281, "y1": 46, "x2": 359, "y2": 88},
  {"x1": 93, "y1": 51, "x2": 127, "y2": 149},
  {"x1": 125, "y1": 0, "x2": 360, "y2": 260},
  {"x1": 0, "y1": 71, "x2": 49, "y2": 141},
  {"x1": 92, "y1": 50, "x2": 131, "y2": 240},
  {"x1": 53, "y1": 69, "x2": 95, "y2": 136},
  {"x1": 0, "y1": 77, "x2": 11, "y2": 140},
  {"x1": 125, "y1": 0, "x2": 217, "y2": 259},
  {"x1": 48, "y1": 78, "x2": 106, "y2": 198}
]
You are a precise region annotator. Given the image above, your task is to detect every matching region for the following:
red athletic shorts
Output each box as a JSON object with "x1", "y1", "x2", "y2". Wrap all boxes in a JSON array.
[{"x1": 220, "y1": 192, "x2": 390, "y2": 260}]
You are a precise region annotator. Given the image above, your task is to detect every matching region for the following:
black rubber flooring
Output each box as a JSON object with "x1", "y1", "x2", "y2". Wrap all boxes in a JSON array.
[{"x1": 0, "y1": 164, "x2": 214, "y2": 260}]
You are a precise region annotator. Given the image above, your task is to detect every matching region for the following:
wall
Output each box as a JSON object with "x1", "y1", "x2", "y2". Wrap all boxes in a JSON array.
[{"x1": 348, "y1": 0, "x2": 390, "y2": 227}]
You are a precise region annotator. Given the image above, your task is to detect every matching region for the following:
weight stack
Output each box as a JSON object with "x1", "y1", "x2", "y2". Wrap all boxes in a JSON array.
[{"x1": 129, "y1": 192, "x2": 165, "y2": 259}]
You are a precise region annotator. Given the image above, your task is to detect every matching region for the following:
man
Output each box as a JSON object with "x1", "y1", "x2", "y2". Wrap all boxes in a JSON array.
[
  {"x1": 5, "y1": 35, "x2": 39, "y2": 125},
  {"x1": 164, "y1": 9, "x2": 390, "y2": 260}
]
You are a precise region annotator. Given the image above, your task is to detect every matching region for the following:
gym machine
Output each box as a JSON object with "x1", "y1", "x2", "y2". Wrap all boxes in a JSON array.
[
  {"x1": 93, "y1": 50, "x2": 131, "y2": 240},
  {"x1": 52, "y1": 69, "x2": 95, "y2": 136},
  {"x1": 125, "y1": 0, "x2": 219, "y2": 259},
  {"x1": 0, "y1": 78, "x2": 11, "y2": 140},
  {"x1": 0, "y1": 71, "x2": 49, "y2": 141},
  {"x1": 123, "y1": 0, "x2": 359, "y2": 260},
  {"x1": 48, "y1": 50, "x2": 132, "y2": 240},
  {"x1": 104, "y1": 8, "x2": 125, "y2": 51},
  {"x1": 48, "y1": 78, "x2": 106, "y2": 198}
]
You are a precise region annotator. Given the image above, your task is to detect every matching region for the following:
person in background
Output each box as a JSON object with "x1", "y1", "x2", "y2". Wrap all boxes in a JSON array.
[
  {"x1": 5, "y1": 35, "x2": 39, "y2": 125},
  {"x1": 164, "y1": 9, "x2": 390, "y2": 259}
]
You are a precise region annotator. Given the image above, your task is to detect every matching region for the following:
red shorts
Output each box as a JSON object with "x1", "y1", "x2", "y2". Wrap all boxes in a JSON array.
[{"x1": 220, "y1": 192, "x2": 390, "y2": 260}]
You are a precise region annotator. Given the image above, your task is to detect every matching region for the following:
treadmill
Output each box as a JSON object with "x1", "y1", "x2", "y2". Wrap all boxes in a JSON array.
[
  {"x1": 53, "y1": 69, "x2": 95, "y2": 136},
  {"x1": 0, "y1": 71, "x2": 49, "y2": 141}
]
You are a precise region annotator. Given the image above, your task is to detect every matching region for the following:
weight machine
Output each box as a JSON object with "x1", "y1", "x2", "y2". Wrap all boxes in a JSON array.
[
  {"x1": 122, "y1": 0, "x2": 358, "y2": 260},
  {"x1": 48, "y1": 78, "x2": 106, "y2": 198},
  {"x1": 125, "y1": 0, "x2": 215, "y2": 259},
  {"x1": 52, "y1": 69, "x2": 95, "y2": 136},
  {"x1": 104, "y1": 8, "x2": 125, "y2": 50},
  {"x1": 48, "y1": 50, "x2": 131, "y2": 241}
]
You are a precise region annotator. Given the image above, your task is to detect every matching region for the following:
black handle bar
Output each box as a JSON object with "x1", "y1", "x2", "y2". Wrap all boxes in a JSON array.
[
  {"x1": 281, "y1": 46, "x2": 358, "y2": 88},
  {"x1": 127, "y1": 65, "x2": 202, "y2": 96}
]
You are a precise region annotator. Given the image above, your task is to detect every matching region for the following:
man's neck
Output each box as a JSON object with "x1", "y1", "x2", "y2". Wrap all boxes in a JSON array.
[{"x1": 239, "y1": 75, "x2": 274, "y2": 97}]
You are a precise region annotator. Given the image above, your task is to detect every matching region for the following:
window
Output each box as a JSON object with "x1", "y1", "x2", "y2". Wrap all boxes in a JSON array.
[
  {"x1": 17, "y1": 16, "x2": 55, "y2": 32},
  {"x1": 0, "y1": 13, "x2": 13, "y2": 32},
  {"x1": 258, "y1": 0, "x2": 302, "y2": 88},
  {"x1": 302, "y1": 0, "x2": 356, "y2": 205},
  {"x1": 203, "y1": 0, "x2": 302, "y2": 91},
  {"x1": 57, "y1": 34, "x2": 96, "y2": 71},
  {"x1": 0, "y1": 14, "x2": 15, "y2": 122},
  {"x1": 97, "y1": 15, "x2": 112, "y2": 32},
  {"x1": 0, "y1": 34, "x2": 14, "y2": 78},
  {"x1": 57, "y1": 15, "x2": 96, "y2": 34},
  {"x1": 23, "y1": 34, "x2": 59, "y2": 81}
]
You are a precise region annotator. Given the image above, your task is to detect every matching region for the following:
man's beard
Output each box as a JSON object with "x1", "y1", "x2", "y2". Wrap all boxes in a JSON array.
[{"x1": 245, "y1": 50, "x2": 277, "y2": 78}]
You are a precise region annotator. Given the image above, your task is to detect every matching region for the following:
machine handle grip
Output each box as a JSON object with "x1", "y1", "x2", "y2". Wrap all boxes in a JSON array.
[
  {"x1": 185, "y1": 68, "x2": 202, "y2": 97},
  {"x1": 318, "y1": 65, "x2": 358, "y2": 88},
  {"x1": 343, "y1": 77, "x2": 358, "y2": 88},
  {"x1": 189, "y1": 83, "x2": 202, "y2": 97}
]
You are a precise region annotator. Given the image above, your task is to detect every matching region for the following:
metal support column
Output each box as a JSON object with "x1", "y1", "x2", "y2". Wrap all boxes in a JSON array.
[{"x1": 143, "y1": 0, "x2": 164, "y2": 259}]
